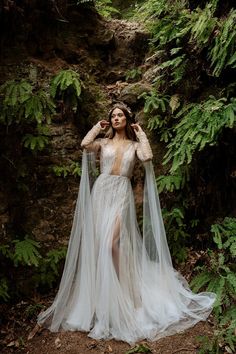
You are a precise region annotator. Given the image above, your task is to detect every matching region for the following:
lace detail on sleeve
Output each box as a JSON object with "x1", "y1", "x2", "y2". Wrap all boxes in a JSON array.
[
  {"x1": 81, "y1": 123, "x2": 101, "y2": 152},
  {"x1": 135, "y1": 132, "x2": 153, "y2": 162}
]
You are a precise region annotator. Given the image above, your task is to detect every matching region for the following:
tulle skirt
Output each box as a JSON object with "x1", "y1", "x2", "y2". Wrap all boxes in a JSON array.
[{"x1": 64, "y1": 173, "x2": 214, "y2": 343}]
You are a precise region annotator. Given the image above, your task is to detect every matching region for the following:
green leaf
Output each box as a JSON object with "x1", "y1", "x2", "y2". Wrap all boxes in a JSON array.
[
  {"x1": 125, "y1": 344, "x2": 152, "y2": 354},
  {"x1": 13, "y1": 237, "x2": 42, "y2": 267},
  {"x1": 190, "y1": 271, "x2": 212, "y2": 292}
]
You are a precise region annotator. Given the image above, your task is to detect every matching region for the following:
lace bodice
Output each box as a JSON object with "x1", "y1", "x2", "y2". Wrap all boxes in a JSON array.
[{"x1": 81, "y1": 123, "x2": 153, "y2": 178}]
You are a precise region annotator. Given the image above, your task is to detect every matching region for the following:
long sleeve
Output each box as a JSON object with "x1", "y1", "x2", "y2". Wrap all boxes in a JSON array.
[
  {"x1": 81, "y1": 123, "x2": 101, "y2": 152},
  {"x1": 135, "y1": 131, "x2": 153, "y2": 162}
]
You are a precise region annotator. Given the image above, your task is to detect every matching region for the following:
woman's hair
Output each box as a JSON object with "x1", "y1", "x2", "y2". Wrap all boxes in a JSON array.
[{"x1": 106, "y1": 103, "x2": 137, "y2": 141}]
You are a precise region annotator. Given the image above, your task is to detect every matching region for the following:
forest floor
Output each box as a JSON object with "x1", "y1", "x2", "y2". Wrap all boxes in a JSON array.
[{"x1": 1, "y1": 298, "x2": 215, "y2": 354}]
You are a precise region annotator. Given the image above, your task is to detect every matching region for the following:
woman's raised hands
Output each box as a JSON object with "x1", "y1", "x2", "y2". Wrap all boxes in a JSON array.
[{"x1": 99, "y1": 120, "x2": 110, "y2": 130}]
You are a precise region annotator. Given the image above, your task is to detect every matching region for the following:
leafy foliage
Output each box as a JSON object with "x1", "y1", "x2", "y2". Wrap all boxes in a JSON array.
[
  {"x1": 34, "y1": 246, "x2": 67, "y2": 287},
  {"x1": 162, "y1": 207, "x2": 189, "y2": 263},
  {"x1": 191, "y1": 217, "x2": 236, "y2": 353},
  {"x1": 125, "y1": 343, "x2": 152, "y2": 354},
  {"x1": 163, "y1": 96, "x2": 236, "y2": 174},
  {"x1": 12, "y1": 237, "x2": 42, "y2": 267},
  {"x1": 187, "y1": 2, "x2": 218, "y2": 48},
  {"x1": 95, "y1": 0, "x2": 120, "y2": 18},
  {"x1": 25, "y1": 303, "x2": 44, "y2": 319},
  {"x1": 0, "y1": 235, "x2": 67, "y2": 300},
  {"x1": 156, "y1": 168, "x2": 189, "y2": 193},
  {"x1": 0, "y1": 80, "x2": 55, "y2": 125},
  {"x1": 125, "y1": 68, "x2": 142, "y2": 82},
  {"x1": 77, "y1": 0, "x2": 120, "y2": 18},
  {"x1": 22, "y1": 134, "x2": 49, "y2": 151},
  {"x1": 135, "y1": 0, "x2": 236, "y2": 81},
  {"x1": 0, "y1": 278, "x2": 10, "y2": 301},
  {"x1": 50, "y1": 69, "x2": 83, "y2": 112},
  {"x1": 52, "y1": 162, "x2": 82, "y2": 178},
  {"x1": 140, "y1": 90, "x2": 172, "y2": 142},
  {"x1": 209, "y1": 9, "x2": 236, "y2": 77}
]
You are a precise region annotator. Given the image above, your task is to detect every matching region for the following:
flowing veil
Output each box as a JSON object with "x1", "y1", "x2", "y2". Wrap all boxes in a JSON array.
[{"x1": 38, "y1": 151, "x2": 96, "y2": 331}]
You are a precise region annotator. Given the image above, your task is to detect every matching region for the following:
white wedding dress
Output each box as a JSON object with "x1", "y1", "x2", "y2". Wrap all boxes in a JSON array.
[{"x1": 38, "y1": 128, "x2": 215, "y2": 344}]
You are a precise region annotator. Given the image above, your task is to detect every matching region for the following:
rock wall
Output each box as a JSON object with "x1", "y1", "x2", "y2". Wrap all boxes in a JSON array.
[{"x1": 0, "y1": 4, "x2": 160, "y2": 250}]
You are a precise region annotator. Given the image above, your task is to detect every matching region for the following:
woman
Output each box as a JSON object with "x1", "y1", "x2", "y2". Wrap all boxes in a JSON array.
[{"x1": 38, "y1": 103, "x2": 215, "y2": 343}]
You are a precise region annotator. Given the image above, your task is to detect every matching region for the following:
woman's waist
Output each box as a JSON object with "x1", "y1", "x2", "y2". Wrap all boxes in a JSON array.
[{"x1": 99, "y1": 172, "x2": 131, "y2": 180}]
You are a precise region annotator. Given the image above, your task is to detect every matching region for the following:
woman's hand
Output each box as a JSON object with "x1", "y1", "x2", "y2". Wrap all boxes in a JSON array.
[
  {"x1": 99, "y1": 120, "x2": 110, "y2": 130},
  {"x1": 131, "y1": 123, "x2": 144, "y2": 134}
]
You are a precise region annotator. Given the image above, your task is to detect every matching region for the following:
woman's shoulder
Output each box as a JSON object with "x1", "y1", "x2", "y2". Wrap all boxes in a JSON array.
[{"x1": 100, "y1": 138, "x2": 110, "y2": 146}]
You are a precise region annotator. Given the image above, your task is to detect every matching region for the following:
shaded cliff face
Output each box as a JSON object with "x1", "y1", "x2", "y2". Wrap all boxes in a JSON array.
[
  {"x1": 0, "y1": 3, "x2": 153, "y2": 249},
  {"x1": 1, "y1": 1, "x2": 235, "y2": 255}
]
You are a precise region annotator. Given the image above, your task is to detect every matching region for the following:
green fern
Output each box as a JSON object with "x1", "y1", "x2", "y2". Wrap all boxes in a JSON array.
[
  {"x1": 70, "y1": 162, "x2": 82, "y2": 177},
  {"x1": 135, "y1": 0, "x2": 235, "y2": 85},
  {"x1": 209, "y1": 9, "x2": 236, "y2": 76},
  {"x1": 163, "y1": 96, "x2": 236, "y2": 173},
  {"x1": 0, "y1": 80, "x2": 55, "y2": 125},
  {"x1": 12, "y1": 237, "x2": 42, "y2": 267},
  {"x1": 35, "y1": 246, "x2": 67, "y2": 287},
  {"x1": 22, "y1": 134, "x2": 49, "y2": 151},
  {"x1": 50, "y1": 69, "x2": 83, "y2": 112},
  {"x1": 162, "y1": 206, "x2": 189, "y2": 263},
  {"x1": 141, "y1": 90, "x2": 169, "y2": 114},
  {"x1": 156, "y1": 168, "x2": 189, "y2": 193},
  {"x1": 191, "y1": 217, "x2": 236, "y2": 317},
  {"x1": 0, "y1": 278, "x2": 10, "y2": 301},
  {"x1": 50, "y1": 69, "x2": 82, "y2": 98},
  {"x1": 52, "y1": 165, "x2": 71, "y2": 178},
  {"x1": 125, "y1": 343, "x2": 151, "y2": 354},
  {"x1": 187, "y1": 2, "x2": 218, "y2": 48},
  {"x1": 0, "y1": 79, "x2": 32, "y2": 106},
  {"x1": 211, "y1": 217, "x2": 236, "y2": 257},
  {"x1": 52, "y1": 162, "x2": 82, "y2": 178},
  {"x1": 25, "y1": 303, "x2": 44, "y2": 319},
  {"x1": 23, "y1": 90, "x2": 55, "y2": 124},
  {"x1": 125, "y1": 68, "x2": 142, "y2": 82},
  {"x1": 95, "y1": 0, "x2": 120, "y2": 18},
  {"x1": 44, "y1": 247, "x2": 67, "y2": 274},
  {"x1": 154, "y1": 55, "x2": 187, "y2": 84},
  {"x1": 197, "y1": 311, "x2": 236, "y2": 354}
]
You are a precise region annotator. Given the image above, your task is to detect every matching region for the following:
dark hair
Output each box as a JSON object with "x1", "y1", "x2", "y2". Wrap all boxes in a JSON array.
[{"x1": 106, "y1": 103, "x2": 137, "y2": 141}]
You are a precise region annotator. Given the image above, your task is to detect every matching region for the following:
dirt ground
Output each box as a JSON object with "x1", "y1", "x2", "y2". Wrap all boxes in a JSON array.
[{"x1": 1, "y1": 308, "x2": 214, "y2": 354}]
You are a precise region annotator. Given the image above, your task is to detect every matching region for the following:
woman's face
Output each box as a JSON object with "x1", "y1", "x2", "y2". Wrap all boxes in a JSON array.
[{"x1": 110, "y1": 108, "x2": 127, "y2": 130}]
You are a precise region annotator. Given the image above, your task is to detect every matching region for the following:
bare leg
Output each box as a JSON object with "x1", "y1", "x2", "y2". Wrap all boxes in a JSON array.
[{"x1": 111, "y1": 216, "x2": 121, "y2": 277}]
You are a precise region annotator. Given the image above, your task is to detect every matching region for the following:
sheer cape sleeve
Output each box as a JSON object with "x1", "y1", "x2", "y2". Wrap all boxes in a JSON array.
[
  {"x1": 81, "y1": 123, "x2": 101, "y2": 153},
  {"x1": 37, "y1": 151, "x2": 96, "y2": 331},
  {"x1": 135, "y1": 131, "x2": 153, "y2": 162}
]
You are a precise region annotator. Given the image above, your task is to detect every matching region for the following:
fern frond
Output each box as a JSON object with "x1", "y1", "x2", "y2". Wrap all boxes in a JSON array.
[
  {"x1": 12, "y1": 237, "x2": 42, "y2": 267},
  {"x1": 190, "y1": 271, "x2": 212, "y2": 292},
  {"x1": 209, "y1": 9, "x2": 236, "y2": 76},
  {"x1": 0, "y1": 278, "x2": 10, "y2": 301}
]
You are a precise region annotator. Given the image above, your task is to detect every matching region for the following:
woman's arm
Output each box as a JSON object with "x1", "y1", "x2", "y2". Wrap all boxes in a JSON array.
[
  {"x1": 131, "y1": 123, "x2": 153, "y2": 162},
  {"x1": 81, "y1": 120, "x2": 109, "y2": 152}
]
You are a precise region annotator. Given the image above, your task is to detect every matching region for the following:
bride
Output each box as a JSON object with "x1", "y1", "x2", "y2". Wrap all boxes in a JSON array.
[{"x1": 38, "y1": 103, "x2": 215, "y2": 343}]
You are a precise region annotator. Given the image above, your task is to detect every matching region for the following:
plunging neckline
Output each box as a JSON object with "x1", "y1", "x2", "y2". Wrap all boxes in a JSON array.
[{"x1": 105, "y1": 140, "x2": 134, "y2": 176}]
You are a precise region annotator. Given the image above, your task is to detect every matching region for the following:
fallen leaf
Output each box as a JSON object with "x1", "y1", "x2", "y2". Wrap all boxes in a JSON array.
[
  {"x1": 55, "y1": 337, "x2": 61, "y2": 349},
  {"x1": 28, "y1": 324, "x2": 42, "y2": 340},
  {"x1": 87, "y1": 340, "x2": 97, "y2": 349},
  {"x1": 7, "y1": 340, "x2": 16, "y2": 347},
  {"x1": 108, "y1": 344, "x2": 113, "y2": 352},
  {"x1": 14, "y1": 339, "x2": 20, "y2": 348}
]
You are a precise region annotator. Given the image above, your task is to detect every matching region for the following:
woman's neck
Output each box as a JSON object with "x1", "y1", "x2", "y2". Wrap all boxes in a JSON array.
[{"x1": 113, "y1": 130, "x2": 127, "y2": 141}]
